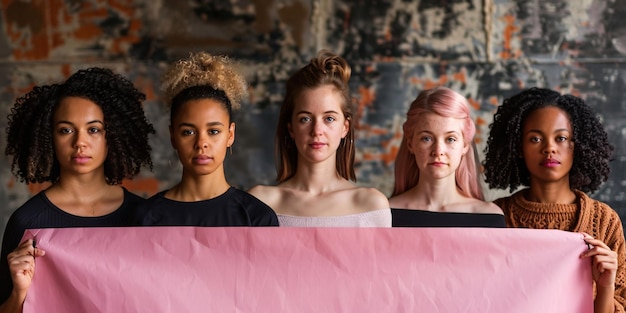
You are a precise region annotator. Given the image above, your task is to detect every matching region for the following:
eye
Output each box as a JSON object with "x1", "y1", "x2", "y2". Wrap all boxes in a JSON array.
[
  {"x1": 529, "y1": 136, "x2": 541, "y2": 143},
  {"x1": 556, "y1": 136, "x2": 568, "y2": 142},
  {"x1": 58, "y1": 127, "x2": 74, "y2": 134},
  {"x1": 446, "y1": 137, "x2": 457, "y2": 143},
  {"x1": 209, "y1": 129, "x2": 220, "y2": 135},
  {"x1": 325, "y1": 116, "x2": 336, "y2": 123},
  {"x1": 299, "y1": 116, "x2": 311, "y2": 123},
  {"x1": 88, "y1": 127, "x2": 102, "y2": 134},
  {"x1": 182, "y1": 129, "x2": 196, "y2": 136},
  {"x1": 420, "y1": 136, "x2": 432, "y2": 143}
]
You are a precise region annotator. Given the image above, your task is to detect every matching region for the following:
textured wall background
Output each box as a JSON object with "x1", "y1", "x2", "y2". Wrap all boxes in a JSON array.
[{"x1": 1, "y1": 0, "x2": 625, "y2": 240}]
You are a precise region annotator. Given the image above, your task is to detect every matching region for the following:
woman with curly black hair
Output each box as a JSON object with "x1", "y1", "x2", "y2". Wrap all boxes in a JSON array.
[
  {"x1": 133, "y1": 51, "x2": 278, "y2": 227},
  {"x1": 483, "y1": 87, "x2": 624, "y2": 313},
  {"x1": 0, "y1": 67, "x2": 155, "y2": 313}
]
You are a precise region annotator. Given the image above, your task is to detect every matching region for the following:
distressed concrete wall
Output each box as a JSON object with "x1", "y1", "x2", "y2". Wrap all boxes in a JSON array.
[{"x1": 1, "y1": 0, "x2": 625, "y2": 240}]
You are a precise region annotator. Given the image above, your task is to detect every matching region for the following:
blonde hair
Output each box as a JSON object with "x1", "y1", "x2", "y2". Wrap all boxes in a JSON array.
[{"x1": 161, "y1": 51, "x2": 247, "y2": 110}]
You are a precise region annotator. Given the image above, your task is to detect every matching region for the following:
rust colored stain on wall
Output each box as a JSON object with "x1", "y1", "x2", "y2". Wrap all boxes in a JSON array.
[
  {"x1": 4, "y1": 0, "x2": 48, "y2": 59},
  {"x1": 499, "y1": 14, "x2": 519, "y2": 59},
  {"x1": 3, "y1": 0, "x2": 142, "y2": 60},
  {"x1": 121, "y1": 177, "x2": 160, "y2": 198}
]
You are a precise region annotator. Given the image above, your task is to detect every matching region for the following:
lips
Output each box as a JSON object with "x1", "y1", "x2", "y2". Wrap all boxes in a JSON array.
[
  {"x1": 541, "y1": 159, "x2": 561, "y2": 167},
  {"x1": 193, "y1": 155, "x2": 213, "y2": 165},
  {"x1": 429, "y1": 161, "x2": 447, "y2": 167},
  {"x1": 72, "y1": 154, "x2": 91, "y2": 164},
  {"x1": 309, "y1": 142, "x2": 326, "y2": 149}
]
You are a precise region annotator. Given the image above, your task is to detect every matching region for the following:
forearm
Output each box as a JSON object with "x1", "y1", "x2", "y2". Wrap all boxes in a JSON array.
[
  {"x1": 0, "y1": 299, "x2": 24, "y2": 313},
  {"x1": 594, "y1": 285, "x2": 616, "y2": 313}
]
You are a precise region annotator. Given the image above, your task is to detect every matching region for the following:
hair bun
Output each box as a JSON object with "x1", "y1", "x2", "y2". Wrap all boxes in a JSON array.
[{"x1": 161, "y1": 52, "x2": 247, "y2": 110}]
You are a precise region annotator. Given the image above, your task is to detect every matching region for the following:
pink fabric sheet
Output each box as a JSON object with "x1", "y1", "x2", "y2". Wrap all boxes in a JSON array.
[{"x1": 22, "y1": 227, "x2": 592, "y2": 313}]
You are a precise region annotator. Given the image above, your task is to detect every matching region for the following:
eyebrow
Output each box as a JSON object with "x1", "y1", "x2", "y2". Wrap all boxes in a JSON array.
[
  {"x1": 56, "y1": 120, "x2": 104, "y2": 125},
  {"x1": 295, "y1": 110, "x2": 340, "y2": 115},
  {"x1": 177, "y1": 122, "x2": 225, "y2": 128},
  {"x1": 526, "y1": 128, "x2": 571, "y2": 134},
  {"x1": 417, "y1": 130, "x2": 461, "y2": 135}
]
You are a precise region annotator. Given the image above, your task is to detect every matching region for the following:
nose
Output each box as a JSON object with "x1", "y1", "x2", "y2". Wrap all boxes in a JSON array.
[
  {"x1": 542, "y1": 139, "x2": 556, "y2": 155},
  {"x1": 194, "y1": 133, "x2": 209, "y2": 150},
  {"x1": 73, "y1": 130, "x2": 87, "y2": 149},
  {"x1": 310, "y1": 119, "x2": 323, "y2": 136},
  {"x1": 430, "y1": 140, "x2": 444, "y2": 156}
]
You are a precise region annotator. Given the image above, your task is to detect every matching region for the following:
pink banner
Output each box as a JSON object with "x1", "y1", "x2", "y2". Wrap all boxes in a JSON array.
[{"x1": 22, "y1": 227, "x2": 592, "y2": 313}]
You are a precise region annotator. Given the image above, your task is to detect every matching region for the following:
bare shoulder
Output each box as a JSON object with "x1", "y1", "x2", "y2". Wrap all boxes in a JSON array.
[
  {"x1": 247, "y1": 185, "x2": 281, "y2": 207},
  {"x1": 351, "y1": 187, "x2": 390, "y2": 212},
  {"x1": 388, "y1": 191, "x2": 411, "y2": 209},
  {"x1": 473, "y1": 199, "x2": 504, "y2": 215}
]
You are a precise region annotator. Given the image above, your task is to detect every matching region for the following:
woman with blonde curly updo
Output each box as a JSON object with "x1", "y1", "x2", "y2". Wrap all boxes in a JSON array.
[
  {"x1": 134, "y1": 52, "x2": 278, "y2": 226},
  {"x1": 248, "y1": 50, "x2": 391, "y2": 227},
  {"x1": 1, "y1": 67, "x2": 154, "y2": 313}
]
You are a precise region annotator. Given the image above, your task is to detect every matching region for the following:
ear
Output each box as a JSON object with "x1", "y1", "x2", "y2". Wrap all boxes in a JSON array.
[
  {"x1": 462, "y1": 140, "x2": 470, "y2": 155},
  {"x1": 406, "y1": 138, "x2": 414, "y2": 154},
  {"x1": 228, "y1": 122, "x2": 235, "y2": 147},
  {"x1": 341, "y1": 117, "x2": 349, "y2": 138}
]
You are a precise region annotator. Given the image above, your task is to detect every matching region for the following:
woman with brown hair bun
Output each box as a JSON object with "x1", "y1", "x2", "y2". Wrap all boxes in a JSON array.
[{"x1": 249, "y1": 50, "x2": 391, "y2": 227}]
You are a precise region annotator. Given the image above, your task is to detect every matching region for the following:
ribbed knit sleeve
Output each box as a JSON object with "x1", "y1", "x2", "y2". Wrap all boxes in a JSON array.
[{"x1": 595, "y1": 202, "x2": 626, "y2": 313}]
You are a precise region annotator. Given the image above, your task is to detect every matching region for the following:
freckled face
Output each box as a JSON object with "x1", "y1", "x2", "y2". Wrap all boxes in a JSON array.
[
  {"x1": 521, "y1": 106, "x2": 574, "y2": 186},
  {"x1": 288, "y1": 85, "x2": 349, "y2": 164},
  {"x1": 170, "y1": 99, "x2": 235, "y2": 177},
  {"x1": 53, "y1": 97, "x2": 108, "y2": 177},
  {"x1": 408, "y1": 113, "x2": 468, "y2": 180}
]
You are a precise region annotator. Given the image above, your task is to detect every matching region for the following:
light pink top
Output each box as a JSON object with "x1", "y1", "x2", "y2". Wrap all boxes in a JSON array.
[{"x1": 277, "y1": 209, "x2": 391, "y2": 227}]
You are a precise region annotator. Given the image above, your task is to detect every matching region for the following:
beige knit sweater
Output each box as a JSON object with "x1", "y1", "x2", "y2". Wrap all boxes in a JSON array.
[{"x1": 495, "y1": 189, "x2": 626, "y2": 312}]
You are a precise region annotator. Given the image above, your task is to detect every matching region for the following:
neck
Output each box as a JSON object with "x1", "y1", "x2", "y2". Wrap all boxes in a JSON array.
[
  {"x1": 525, "y1": 180, "x2": 576, "y2": 204},
  {"x1": 287, "y1": 159, "x2": 346, "y2": 194},
  {"x1": 47, "y1": 175, "x2": 120, "y2": 217},
  {"x1": 410, "y1": 175, "x2": 465, "y2": 211},
  {"x1": 170, "y1": 169, "x2": 230, "y2": 201},
  {"x1": 55, "y1": 172, "x2": 111, "y2": 195}
]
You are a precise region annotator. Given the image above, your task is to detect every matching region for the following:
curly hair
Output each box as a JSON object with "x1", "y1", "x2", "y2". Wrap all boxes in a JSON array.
[
  {"x1": 275, "y1": 50, "x2": 356, "y2": 182},
  {"x1": 483, "y1": 87, "x2": 613, "y2": 193},
  {"x1": 5, "y1": 67, "x2": 155, "y2": 185},
  {"x1": 161, "y1": 51, "x2": 247, "y2": 123},
  {"x1": 392, "y1": 86, "x2": 484, "y2": 200}
]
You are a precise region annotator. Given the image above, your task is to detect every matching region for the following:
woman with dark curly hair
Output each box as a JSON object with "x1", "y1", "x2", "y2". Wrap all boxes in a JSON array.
[
  {"x1": 133, "y1": 52, "x2": 278, "y2": 227},
  {"x1": 483, "y1": 87, "x2": 624, "y2": 313},
  {"x1": 0, "y1": 67, "x2": 155, "y2": 313},
  {"x1": 389, "y1": 86, "x2": 503, "y2": 227},
  {"x1": 248, "y1": 50, "x2": 390, "y2": 227}
]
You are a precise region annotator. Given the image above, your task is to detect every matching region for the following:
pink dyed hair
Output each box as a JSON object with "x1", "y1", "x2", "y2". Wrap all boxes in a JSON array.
[{"x1": 392, "y1": 86, "x2": 484, "y2": 200}]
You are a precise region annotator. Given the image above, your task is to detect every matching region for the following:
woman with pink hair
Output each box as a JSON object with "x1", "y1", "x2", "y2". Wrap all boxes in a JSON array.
[{"x1": 389, "y1": 86, "x2": 503, "y2": 227}]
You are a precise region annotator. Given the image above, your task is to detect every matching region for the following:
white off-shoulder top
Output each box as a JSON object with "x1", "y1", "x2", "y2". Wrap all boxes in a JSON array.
[{"x1": 277, "y1": 209, "x2": 391, "y2": 227}]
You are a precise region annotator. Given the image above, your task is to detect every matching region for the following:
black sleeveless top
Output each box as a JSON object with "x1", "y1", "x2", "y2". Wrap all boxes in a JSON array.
[{"x1": 391, "y1": 208, "x2": 506, "y2": 228}]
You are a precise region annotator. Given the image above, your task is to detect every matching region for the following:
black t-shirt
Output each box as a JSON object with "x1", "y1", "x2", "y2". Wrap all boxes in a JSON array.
[
  {"x1": 391, "y1": 208, "x2": 507, "y2": 228},
  {"x1": 0, "y1": 188, "x2": 144, "y2": 303},
  {"x1": 134, "y1": 187, "x2": 279, "y2": 227}
]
